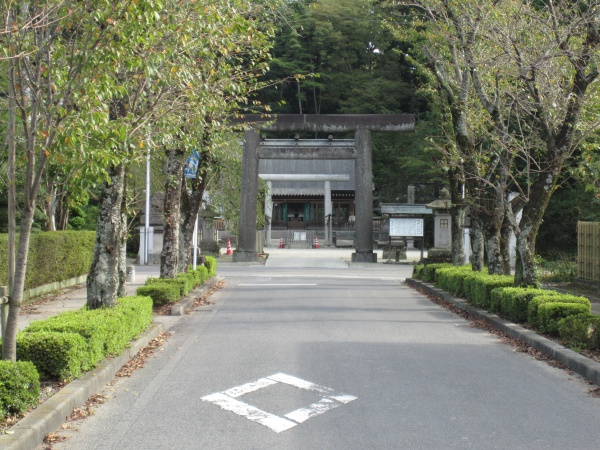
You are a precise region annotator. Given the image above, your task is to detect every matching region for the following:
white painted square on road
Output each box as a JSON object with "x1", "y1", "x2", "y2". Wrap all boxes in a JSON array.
[{"x1": 201, "y1": 372, "x2": 357, "y2": 433}]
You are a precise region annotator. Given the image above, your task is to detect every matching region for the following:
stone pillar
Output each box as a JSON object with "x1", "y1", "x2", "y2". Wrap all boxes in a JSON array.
[
  {"x1": 426, "y1": 188, "x2": 453, "y2": 261},
  {"x1": 234, "y1": 130, "x2": 260, "y2": 262},
  {"x1": 352, "y1": 129, "x2": 377, "y2": 262},
  {"x1": 324, "y1": 180, "x2": 332, "y2": 246},
  {"x1": 200, "y1": 208, "x2": 220, "y2": 254},
  {"x1": 407, "y1": 185, "x2": 415, "y2": 249},
  {"x1": 265, "y1": 181, "x2": 273, "y2": 247}
]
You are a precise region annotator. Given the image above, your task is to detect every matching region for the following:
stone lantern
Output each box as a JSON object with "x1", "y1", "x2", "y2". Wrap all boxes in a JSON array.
[
  {"x1": 426, "y1": 188, "x2": 452, "y2": 261},
  {"x1": 200, "y1": 206, "x2": 221, "y2": 254}
]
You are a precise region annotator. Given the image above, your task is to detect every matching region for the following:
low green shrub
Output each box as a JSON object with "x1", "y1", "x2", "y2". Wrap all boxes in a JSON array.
[
  {"x1": 589, "y1": 316, "x2": 600, "y2": 350},
  {"x1": 113, "y1": 295, "x2": 153, "y2": 343},
  {"x1": 490, "y1": 288, "x2": 562, "y2": 323},
  {"x1": 423, "y1": 263, "x2": 453, "y2": 283},
  {"x1": 204, "y1": 255, "x2": 217, "y2": 277},
  {"x1": 412, "y1": 264, "x2": 425, "y2": 280},
  {"x1": 528, "y1": 294, "x2": 590, "y2": 329},
  {"x1": 137, "y1": 284, "x2": 181, "y2": 306},
  {"x1": 16, "y1": 331, "x2": 87, "y2": 381},
  {"x1": 465, "y1": 274, "x2": 514, "y2": 309},
  {"x1": 194, "y1": 266, "x2": 209, "y2": 285},
  {"x1": 558, "y1": 314, "x2": 592, "y2": 347},
  {"x1": 0, "y1": 361, "x2": 40, "y2": 418},
  {"x1": 435, "y1": 266, "x2": 472, "y2": 297},
  {"x1": 538, "y1": 302, "x2": 591, "y2": 334},
  {"x1": 176, "y1": 272, "x2": 195, "y2": 293},
  {"x1": 146, "y1": 277, "x2": 188, "y2": 296},
  {"x1": 24, "y1": 311, "x2": 108, "y2": 371}
]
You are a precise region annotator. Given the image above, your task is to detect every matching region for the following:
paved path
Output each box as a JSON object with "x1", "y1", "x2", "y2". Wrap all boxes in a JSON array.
[{"x1": 44, "y1": 251, "x2": 600, "y2": 450}]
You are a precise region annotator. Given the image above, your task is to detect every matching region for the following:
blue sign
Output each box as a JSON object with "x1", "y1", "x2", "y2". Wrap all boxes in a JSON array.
[{"x1": 184, "y1": 150, "x2": 200, "y2": 178}]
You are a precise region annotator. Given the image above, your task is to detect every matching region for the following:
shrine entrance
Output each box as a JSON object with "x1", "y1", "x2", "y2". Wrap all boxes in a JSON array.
[{"x1": 232, "y1": 114, "x2": 414, "y2": 263}]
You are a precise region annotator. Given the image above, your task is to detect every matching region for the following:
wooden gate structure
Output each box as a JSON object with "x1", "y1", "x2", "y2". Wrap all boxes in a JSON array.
[{"x1": 577, "y1": 221, "x2": 600, "y2": 281}]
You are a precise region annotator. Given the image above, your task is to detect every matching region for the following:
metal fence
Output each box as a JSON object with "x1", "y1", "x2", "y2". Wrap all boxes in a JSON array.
[
  {"x1": 274, "y1": 230, "x2": 317, "y2": 248},
  {"x1": 577, "y1": 221, "x2": 600, "y2": 281}
]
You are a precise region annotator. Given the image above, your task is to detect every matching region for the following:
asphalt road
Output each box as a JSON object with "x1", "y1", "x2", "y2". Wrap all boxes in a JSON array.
[{"x1": 49, "y1": 249, "x2": 600, "y2": 449}]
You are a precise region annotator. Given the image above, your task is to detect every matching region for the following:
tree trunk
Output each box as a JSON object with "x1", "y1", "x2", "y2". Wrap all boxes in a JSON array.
[
  {"x1": 44, "y1": 182, "x2": 57, "y2": 231},
  {"x1": 469, "y1": 217, "x2": 484, "y2": 271},
  {"x1": 117, "y1": 179, "x2": 128, "y2": 298},
  {"x1": 500, "y1": 214, "x2": 512, "y2": 274},
  {"x1": 449, "y1": 171, "x2": 465, "y2": 266},
  {"x1": 160, "y1": 148, "x2": 185, "y2": 278},
  {"x1": 179, "y1": 167, "x2": 208, "y2": 272},
  {"x1": 86, "y1": 163, "x2": 126, "y2": 309},
  {"x1": 484, "y1": 225, "x2": 503, "y2": 275},
  {"x1": 2, "y1": 206, "x2": 35, "y2": 361},
  {"x1": 514, "y1": 224, "x2": 537, "y2": 286}
]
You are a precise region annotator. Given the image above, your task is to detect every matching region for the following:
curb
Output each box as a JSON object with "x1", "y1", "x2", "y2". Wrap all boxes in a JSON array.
[
  {"x1": 170, "y1": 276, "x2": 224, "y2": 316},
  {"x1": 406, "y1": 278, "x2": 600, "y2": 387},
  {"x1": 0, "y1": 322, "x2": 165, "y2": 450}
]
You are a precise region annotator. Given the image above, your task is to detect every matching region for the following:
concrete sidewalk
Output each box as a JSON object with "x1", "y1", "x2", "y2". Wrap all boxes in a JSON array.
[{"x1": 18, "y1": 264, "x2": 161, "y2": 331}]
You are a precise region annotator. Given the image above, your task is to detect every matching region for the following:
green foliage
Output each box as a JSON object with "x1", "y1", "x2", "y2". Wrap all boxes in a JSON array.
[
  {"x1": 136, "y1": 284, "x2": 181, "y2": 306},
  {"x1": 10, "y1": 295, "x2": 153, "y2": 381},
  {"x1": 24, "y1": 311, "x2": 107, "y2": 370},
  {"x1": 557, "y1": 314, "x2": 592, "y2": 348},
  {"x1": 115, "y1": 296, "x2": 153, "y2": 340},
  {"x1": 188, "y1": 266, "x2": 208, "y2": 286},
  {"x1": 434, "y1": 265, "x2": 473, "y2": 297},
  {"x1": 413, "y1": 264, "x2": 425, "y2": 279},
  {"x1": 528, "y1": 294, "x2": 591, "y2": 329},
  {"x1": 466, "y1": 275, "x2": 514, "y2": 309},
  {"x1": 588, "y1": 316, "x2": 600, "y2": 350},
  {"x1": 535, "y1": 254, "x2": 577, "y2": 282},
  {"x1": 538, "y1": 302, "x2": 591, "y2": 335},
  {"x1": 0, "y1": 361, "x2": 40, "y2": 419},
  {"x1": 15, "y1": 332, "x2": 87, "y2": 381},
  {"x1": 423, "y1": 263, "x2": 453, "y2": 283},
  {"x1": 490, "y1": 288, "x2": 561, "y2": 323},
  {"x1": 145, "y1": 277, "x2": 188, "y2": 297},
  {"x1": 204, "y1": 256, "x2": 217, "y2": 277},
  {"x1": 0, "y1": 231, "x2": 95, "y2": 290}
]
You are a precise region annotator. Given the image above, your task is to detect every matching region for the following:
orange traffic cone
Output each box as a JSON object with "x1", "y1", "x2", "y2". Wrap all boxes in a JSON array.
[
  {"x1": 314, "y1": 236, "x2": 319, "y2": 249},
  {"x1": 279, "y1": 236, "x2": 284, "y2": 248},
  {"x1": 226, "y1": 239, "x2": 232, "y2": 255}
]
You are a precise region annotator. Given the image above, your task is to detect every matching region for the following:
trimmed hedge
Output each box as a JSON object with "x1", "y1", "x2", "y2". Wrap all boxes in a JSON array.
[
  {"x1": 528, "y1": 294, "x2": 590, "y2": 329},
  {"x1": 12, "y1": 295, "x2": 153, "y2": 381},
  {"x1": 16, "y1": 331, "x2": 87, "y2": 381},
  {"x1": 204, "y1": 255, "x2": 217, "y2": 277},
  {"x1": 145, "y1": 277, "x2": 189, "y2": 297},
  {"x1": 489, "y1": 288, "x2": 562, "y2": 322},
  {"x1": 464, "y1": 274, "x2": 514, "y2": 309},
  {"x1": 412, "y1": 264, "x2": 425, "y2": 280},
  {"x1": 538, "y1": 302, "x2": 591, "y2": 334},
  {"x1": 0, "y1": 361, "x2": 40, "y2": 419},
  {"x1": 423, "y1": 263, "x2": 454, "y2": 283},
  {"x1": 435, "y1": 266, "x2": 473, "y2": 297},
  {"x1": 136, "y1": 284, "x2": 180, "y2": 306},
  {"x1": 25, "y1": 311, "x2": 107, "y2": 371},
  {"x1": 558, "y1": 314, "x2": 592, "y2": 346},
  {"x1": 0, "y1": 231, "x2": 95, "y2": 290}
]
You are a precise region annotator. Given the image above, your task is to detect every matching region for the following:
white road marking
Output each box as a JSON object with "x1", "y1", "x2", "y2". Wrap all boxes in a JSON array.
[
  {"x1": 238, "y1": 283, "x2": 317, "y2": 286},
  {"x1": 267, "y1": 372, "x2": 334, "y2": 394},
  {"x1": 222, "y1": 377, "x2": 278, "y2": 398},
  {"x1": 201, "y1": 373, "x2": 357, "y2": 433},
  {"x1": 201, "y1": 393, "x2": 297, "y2": 433},
  {"x1": 285, "y1": 398, "x2": 340, "y2": 423}
]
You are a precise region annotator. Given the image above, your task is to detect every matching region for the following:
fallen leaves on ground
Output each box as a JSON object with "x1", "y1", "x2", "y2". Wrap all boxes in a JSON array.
[
  {"x1": 116, "y1": 332, "x2": 173, "y2": 378},
  {"x1": 189, "y1": 280, "x2": 224, "y2": 311}
]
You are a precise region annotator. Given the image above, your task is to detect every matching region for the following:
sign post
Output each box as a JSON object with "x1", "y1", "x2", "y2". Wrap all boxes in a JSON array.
[{"x1": 389, "y1": 218, "x2": 425, "y2": 262}]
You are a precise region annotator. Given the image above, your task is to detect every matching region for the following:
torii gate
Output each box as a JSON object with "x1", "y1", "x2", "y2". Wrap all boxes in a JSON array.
[{"x1": 232, "y1": 114, "x2": 415, "y2": 263}]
